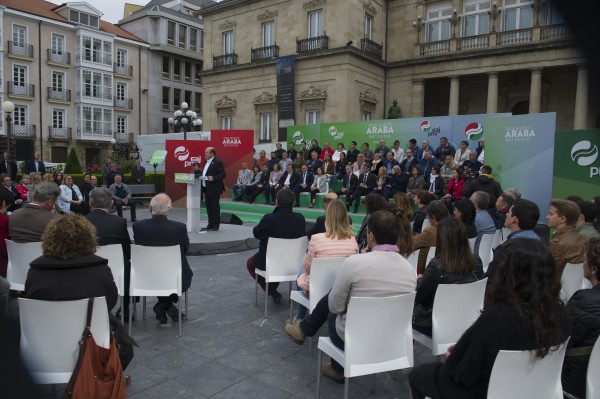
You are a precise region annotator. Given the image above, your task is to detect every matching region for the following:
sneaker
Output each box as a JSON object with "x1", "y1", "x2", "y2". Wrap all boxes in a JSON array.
[
  {"x1": 321, "y1": 362, "x2": 344, "y2": 383},
  {"x1": 153, "y1": 303, "x2": 167, "y2": 324},
  {"x1": 272, "y1": 291, "x2": 283, "y2": 304},
  {"x1": 167, "y1": 304, "x2": 185, "y2": 322},
  {"x1": 284, "y1": 322, "x2": 306, "y2": 345}
]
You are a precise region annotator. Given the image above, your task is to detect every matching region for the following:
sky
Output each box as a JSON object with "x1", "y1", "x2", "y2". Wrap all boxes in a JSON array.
[{"x1": 85, "y1": 0, "x2": 144, "y2": 25}]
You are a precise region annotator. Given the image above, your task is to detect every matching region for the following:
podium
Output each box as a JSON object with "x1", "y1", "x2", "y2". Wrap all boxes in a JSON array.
[{"x1": 175, "y1": 173, "x2": 202, "y2": 233}]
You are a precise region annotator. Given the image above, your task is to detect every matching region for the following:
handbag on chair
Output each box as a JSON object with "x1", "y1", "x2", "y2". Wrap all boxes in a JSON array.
[{"x1": 63, "y1": 298, "x2": 126, "y2": 399}]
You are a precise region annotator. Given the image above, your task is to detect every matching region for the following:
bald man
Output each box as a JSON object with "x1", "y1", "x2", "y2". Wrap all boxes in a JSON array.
[
  {"x1": 194, "y1": 147, "x2": 226, "y2": 232},
  {"x1": 306, "y1": 193, "x2": 352, "y2": 239}
]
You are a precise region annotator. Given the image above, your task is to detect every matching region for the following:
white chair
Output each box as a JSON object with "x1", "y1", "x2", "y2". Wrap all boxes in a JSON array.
[
  {"x1": 425, "y1": 246, "x2": 436, "y2": 266},
  {"x1": 18, "y1": 296, "x2": 110, "y2": 385},
  {"x1": 5, "y1": 240, "x2": 43, "y2": 291},
  {"x1": 96, "y1": 244, "x2": 126, "y2": 324},
  {"x1": 316, "y1": 292, "x2": 417, "y2": 399},
  {"x1": 560, "y1": 263, "x2": 585, "y2": 303},
  {"x1": 501, "y1": 227, "x2": 511, "y2": 243},
  {"x1": 478, "y1": 233, "x2": 495, "y2": 272},
  {"x1": 468, "y1": 237, "x2": 477, "y2": 253},
  {"x1": 406, "y1": 251, "x2": 419, "y2": 271},
  {"x1": 129, "y1": 244, "x2": 186, "y2": 336},
  {"x1": 490, "y1": 229, "x2": 503, "y2": 251},
  {"x1": 422, "y1": 217, "x2": 431, "y2": 230},
  {"x1": 413, "y1": 278, "x2": 487, "y2": 356},
  {"x1": 255, "y1": 236, "x2": 308, "y2": 319},
  {"x1": 487, "y1": 339, "x2": 569, "y2": 399},
  {"x1": 587, "y1": 335, "x2": 600, "y2": 399}
]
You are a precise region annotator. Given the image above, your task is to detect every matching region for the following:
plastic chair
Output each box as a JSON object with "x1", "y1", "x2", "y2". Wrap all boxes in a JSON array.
[
  {"x1": 478, "y1": 233, "x2": 495, "y2": 272},
  {"x1": 560, "y1": 263, "x2": 585, "y2": 303},
  {"x1": 501, "y1": 227, "x2": 511, "y2": 243},
  {"x1": 5, "y1": 240, "x2": 43, "y2": 291},
  {"x1": 487, "y1": 339, "x2": 569, "y2": 399},
  {"x1": 587, "y1": 335, "x2": 600, "y2": 399},
  {"x1": 18, "y1": 296, "x2": 110, "y2": 385},
  {"x1": 406, "y1": 251, "x2": 419, "y2": 271},
  {"x1": 422, "y1": 218, "x2": 431, "y2": 230},
  {"x1": 255, "y1": 236, "x2": 308, "y2": 319},
  {"x1": 129, "y1": 244, "x2": 186, "y2": 336},
  {"x1": 490, "y1": 229, "x2": 503, "y2": 251},
  {"x1": 316, "y1": 292, "x2": 417, "y2": 399},
  {"x1": 96, "y1": 244, "x2": 126, "y2": 324},
  {"x1": 468, "y1": 237, "x2": 477, "y2": 253},
  {"x1": 413, "y1": 278, "x2": 487, "y2": 356}
]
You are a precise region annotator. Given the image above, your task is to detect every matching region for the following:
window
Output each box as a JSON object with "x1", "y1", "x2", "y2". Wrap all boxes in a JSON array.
[
  {"x1": 14, "y1": 106, "x2": 27, "y2": 126},
  {"x1": 184, "y1": 61, "x2": 192, "y2": 83},
  {"x1": 194, "y1": 92, "x2": 202, "y2": 114},
  {"x1": 79, "y1": 106, "x2": 111, "y2": 134},
  {"x1": 426, "y1": 3, "x2": 452, "y2": 42},
  {"x1": 116, "y1": 83, "x2": 126, "y2": 101},
  {"x1": 221, "y1": 116, "x2": 232, "y2": 130},
  {"x1": 80, "y1": 70, "x2": 111, "y2": 100},
  {"x1": 80, "y1": 36, "x2": 112, "y2": 66},
  {"x1": 116, "y1": 49, "x2": 127, "y2": 67},
  {"x1": 365, "y1": 14, "x2": 373, "y2": 40},
  {"x1": 260, "y1": 113, "x2": 272, "y2": 142},
  {"x1": 117, "y1": 116, "x2": 126, "y2": 134},
  {"x1": 52, "y1": 72, "x2": 65, "y2": 99},
  {"x1": 12, "y1": 25, "x2": 28, "y2": 56},
  {"x1": 545, "y1": 0, "x2": 565, "y2": 24},
  {"x1": 69, "y1": 10, "x2": 99, "y2": 28},
  {"x1": 162, "y1": 86, "x2": 170, "y2": 111},
  {"x1": 503, "y1": 0, "x2": 533, "y2": 31},
  {"x1": 195, "y1": 63, "x2": 202, "y2": 84},
  {"x1": 223, "y1": 31, "x2": 233, "y2": 54},
  {"x1": 167, "y1": 21, "x2": 176, "y2": 45},
  {"x1": 190, "y1": 28, "x2": 198, "y2": 51},
  {"x1": 13, "y1": 65, "x2": 28, "y2": 96},
  {"x1": 51, "y1": 33, "x2": 65, "y2": 55},
  {"x1": 362, "y1": 111, "x2": 371, "y2": 121},
  {"x1": 162, "y1": 56, "x2": 170, "y2": 79},
  {"x1": 305, "y1": 110, "x2": 320, "y2": 125},
  {"x1": 200, "y1": 30, "x2": 204, "y2": 51},
  {"x1": 179, "y1": 25, "x2": 187, "y2": 49},
  {"x1": 463, "y1": 0, "x2": 490, "y2": 36},
  {"x1": 173, "y1": 88, "x2": 181, "y2": 107},
  {"x1": 173, "y1": 59, "x2": 181, "y2": 81},
  {"x1": 308, "y1": 10, "x2": 323, "y2": 38},
  {"x1": 53, "y1": 109, "x2": 65, "y2": 128},
  {"x1": 262, "y1": 21, "x2": 275, "y2": 47}
]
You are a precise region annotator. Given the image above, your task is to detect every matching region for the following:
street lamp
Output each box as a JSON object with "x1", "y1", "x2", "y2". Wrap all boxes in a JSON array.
[
  {"x1": 167, "y1": 102, "x2": 202, "y2": 140},
  {"x1": 2, "y1": 101, "x2": 15, "y2": 177}
]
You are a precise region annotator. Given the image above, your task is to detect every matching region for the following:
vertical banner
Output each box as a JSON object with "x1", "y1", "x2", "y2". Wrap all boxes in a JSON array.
[
  {"x1": 552, "y1": 129, "x2": 600, "y2": 200},
  {"x1": 485, "y1": 113, "x2": 556, "y2": 223},
  {"x1": 276, "y1": 56, "x2": 296, "y2": 142},
  {"x1": 210, "y1": 129, "x2": 254, "y2": 198}
]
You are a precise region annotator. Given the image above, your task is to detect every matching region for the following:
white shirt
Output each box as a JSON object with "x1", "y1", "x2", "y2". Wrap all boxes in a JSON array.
[{"x1": 202, "y1": 157, "x2": 213, "y2": 187}]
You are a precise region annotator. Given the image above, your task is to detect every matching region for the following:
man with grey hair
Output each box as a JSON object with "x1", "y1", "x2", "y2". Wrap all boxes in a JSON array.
[
  {"x1": 109, "y1": 174, "x2": 136, "y2": 222},
  {"x1": 9, "y1": 181, "x2": 60, "y2": 242},
  {"x1": 132, "y1": 194, "x2": 193, "y2": 324},
  {"x1": 503, "y1": 187, "x2": 522, "y2": 200},
  {"x1": 470, "y1": 191, "x2": 496, "y2": 254}
]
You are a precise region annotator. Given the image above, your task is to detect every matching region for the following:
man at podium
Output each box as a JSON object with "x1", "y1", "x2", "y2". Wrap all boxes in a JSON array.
[{"x1": 194, "y1": 147, "x2": 226, "y2": 231}]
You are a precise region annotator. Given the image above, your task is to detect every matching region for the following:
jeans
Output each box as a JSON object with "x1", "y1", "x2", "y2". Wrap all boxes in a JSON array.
[
  {"x1": 299, "y1": 293, "x2": 330, "y2": 336},
  {"x1": 328, "y1": 312, "x2": 345, "y2": 373}
]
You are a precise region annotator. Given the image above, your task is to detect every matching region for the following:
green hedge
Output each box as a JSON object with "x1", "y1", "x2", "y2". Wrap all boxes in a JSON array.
[{"x1": 16, "y1": 173, "x2": 165, "y2": 193}]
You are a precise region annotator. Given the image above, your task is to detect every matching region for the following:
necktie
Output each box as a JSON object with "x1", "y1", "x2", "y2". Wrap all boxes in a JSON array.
[
  {"x1": 364, "y1": 174, "x2": 367, "y2": 184},
  {"x1": 303, "y1": 173, "x2": 306, "y2": 184}
]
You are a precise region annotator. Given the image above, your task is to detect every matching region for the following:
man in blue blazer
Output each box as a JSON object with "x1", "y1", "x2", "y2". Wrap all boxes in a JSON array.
[
  {"x1": 293, "y1": 164, "x2": 314, "y2": 207},
  {"x1": 24, "y1": 152, "x2": 47, "y2": 175}
]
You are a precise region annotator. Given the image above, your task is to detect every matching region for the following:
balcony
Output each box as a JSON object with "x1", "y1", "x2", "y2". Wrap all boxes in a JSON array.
[
  {"x1": 296, "y1": 35, "x2": 329, "y2": 53},
  {"x1": 540, "y1": 23, "x2": 571, "y2": 41},
  {"x1": 7, "y1": 82, "x2": 35, "y2": 97},
  {"x1": 114, "y1": 98, "x2": 133, "y2": 110},
  {"x1": 457, "y1": 34, "x2": 490, "y2": 51},
  {"x1": 115, "y1": 132, "x2": 133, "y2": 144},
  {"x1": 47, "y1": 87, "x2": 71, "y2": 103},
  {"x1": 7, "y1": 41, "x2": 33, "y2": 59},
  {"x1": 213, "y1": 53, "x2": 238, "y2": 69},
  {"x1": 251, "y1": 45, "x2": 279, "y2": 62},
  {"x1": 12, "y1": 125, "x2": 36, "y2": 139},
  {"x1": 47, "y1": 49, "x2": 71, "y2": 65},
  {"x1": 497, "y1": 28, "x2": 532, "y2": 46},
  {"x1": 360, "y1": 37, "x2": 383, "y2": 59},
  {"x1": 420, "y1": 40, "x2": 450, "y2": 56},
  {"x1": 76, "y1": 129, "x2": 114, "y2": 141},
  {"x1": 114, "y1": 63, "x2": 133, "y2": 77},
  {"x1": 48, "y1": 127, "x2": 71, "y2": 141}
]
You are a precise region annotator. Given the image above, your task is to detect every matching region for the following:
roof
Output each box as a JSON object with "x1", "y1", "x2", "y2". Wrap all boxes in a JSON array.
[{"x1": 0, "y1": 0, "x2": 146, "y2": 43}]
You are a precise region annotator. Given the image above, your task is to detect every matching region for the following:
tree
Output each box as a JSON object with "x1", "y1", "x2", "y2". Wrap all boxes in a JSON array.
[{"x1": 64, "y1": 147, "x2": 82, "y2": 174}]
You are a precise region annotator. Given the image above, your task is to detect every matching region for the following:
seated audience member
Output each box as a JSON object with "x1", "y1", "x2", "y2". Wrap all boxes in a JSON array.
[
  {"x1": 394, "y1": 211, "x2": 414, "y2": 258},
  {"x1": 419, "y1": 150, "x2": 439, "y2": 180},
  {"x1": 392, "y1": 139, "x2": 405, "y2": 163},
  {"x1": 321, "y1": 153, "x2": 335, "y2": 176},
  {"x1": 566, "y1": 195, "x2": 585, "y2": 203},
  {"x1": 352, "y1": 153, "x2": 366, "y2": 175},
  {"x1": 440, "y1": 156, "x2": 454, "y2": 183},
  {"x1": 562, "y1": 238, "x2": 600, "y2": 398},
  {"x1": 306, "y1": 151, "x2": 323, "y2": 175},
  {"x1": 231, "y1": 162, "x2": 253, "y2": 201},
  {"x1": 503, "y1": 187, "x2": 522, "y2": 200},
  {"x1": 576, "y1": 200, "x2": 600, "y2": 240},
  {"x1": 412, "y1": 190, "x2": 432, "y2": 234},
  {"x1": 401, "y1": 148, "x2": 419, "y2": 176},
  {"x1": 413, "y1": 200, "x2": 449, "y2": 273},
  {"x1": 434, "y1": 136, "x2": 456, "y2": 163},
  {"x1": 267, "y1": 151, "x2": 279, "y2": 171},
  {"x1": 547, "y1": 199, "x2": 585, "y2": 278},
  {"x1": 376, "y1": 139, "x2": 390, "y2": 160},
  {"x1": 442, "y1": 167, "x2": 465, "y2": 210},
  {"x1": 247, "y1": 165, "x2": 270, "y2": 204},
  {"x1": 419, "y1": 140, "x2": 434, "y2": 160},
  {"x1": 246, "y1": 189, "x2": 305, "y2": 303},
  {"x1": 462, "y1": 165, "x2": 502, "y2": 199},
  {"x1": 409, "y1": 238, "x2": 569, "y2": 399},
  {"x1": 133, "y1": 194, "x2": 193, "y2": 324},
  {"x1": 285, "y1": 210, "x2": 416, "y2": 384},
  {"x1": 307, "y1": 193, "x2": 352, "y2": 240},
  {"x1": 58, "y1": 175, "x2": 86, "y2": 215},
  {"x1": 470, "y1": 191, "x2": 496, "y2": 254},
  {"x1": 393, "y1": 192, "x2": 414, "y2": 221},
  {"x1": 42, "y1": 173, "x2": 54, "y2": 184},
  {"x1": 485, "y1": 199, "x2": 541, "y2": 285},
  {"x1": 256, "y1": 150, "x2": 268, "y2": 169},
  {"x1": 371, "y1": 167, "x2": 388, "y2": 196},
  {"x1": 287, "y1": 143, "x2": 298, "y2": 162},
  {"x1": 489, "y1": 193, "x2": 514, "y2": 229},
  {"x1": 413, "y1": 218, "x2": 483, "y2": 336},
  {"x1": 243, "y1": 165, "x2": 263, "y2": 202},
  {"x1": 0, "y1": 197, "x2": 9, "y2": 277},
  {"x1": 275, "y1": 164, "x2": 299, "y2": 197},
  {"x1": 349, "y1": 163, "x2": 376, "y2": 213},
  {"x1": 337, "y1": 164, "x2": 358, "y2": 204},
  {"x1": 329, "y1": 152, "x2": 347, "y2": 192},
  {"x1": 1, "y1": 174, "x2": 23, "y2": 212},
  {"x1": 318, "y1": 142, "x2": 335, "y2": 161},
  {"x1": 309, "y1": 167, "x2": 328, "y2": 208},
  {"x1": 461, "y1": 150, "x2": 482, "y2": 181},
  {"x1": 362, "y1": 142, "x2": 374, "y2": 165},
  {"x1": 109, "y1": 174, "x2": 136, "y2": 222},
  {"x1": 294, "y1": 164, "x2": 314, "y2": 206},
  {"x1": 16, "y1": 176, "x2": 31, "y2": 202},
  {"x1": 292, "y1": 152, "x2": 305, "y2": 174},
  {"x1": 346, "y1": 141, "x2": 360, "y2": 165},
  {"x1": 427, "y1": 165, "x2": 445, "y2": 199},
  {"x1": 332, "y1": 143, "x2": 346, "y2": 162},
  {"x1": 356, "y1": 193, "x2": 387, "y2": 252},
  {"x1": 383, "y1": 165, "x2": 408, "y2": 200},
  {"x1": 80, "y1": 173, "x2": 94, "y2": 207},
  {"x1": 453, "y1": 199, "x2": 478, "y2": 239},
  {"x1": 274, "y1": 142, "x2": 285, "y2": 160},
  {"x1": 267, "y1": 164, "x2": 283, "y2": 204},
  {"x1": 8, "y1": 181, "x2": 59, "y2": 242},
  {"x1": 407, "y1": 165, "x2": 426, "y2": 195},
  {"x1": 370, "y1": 152, "x2": 384, "y2": 175},
  {"x1": 453, "y1": 140, "x2": 469, "y2": 165},
  {"x1": 278, "y1": 151, "x2": 293, "y2": 172}
]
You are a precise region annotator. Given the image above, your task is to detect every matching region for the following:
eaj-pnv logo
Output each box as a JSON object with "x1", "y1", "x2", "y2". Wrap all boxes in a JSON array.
[
  {"x1": 420, "y1": 121, "x2": 431, "y2": 133},
  {"x1": 419, "y1": 120, "x2": 440, "y2": 137},
  {"x1": 292, "y1": 131, "x2": 305, "y2": 145},
  {"x1": 571, "y1": 140, "x2": 600, "y2": 177},
  {"x1": 465, "y1": 122, "x2": 484, "y2": 141}
]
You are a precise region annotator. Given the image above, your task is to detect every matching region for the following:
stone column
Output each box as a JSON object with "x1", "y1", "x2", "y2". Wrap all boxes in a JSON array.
[
  {"x1": 574, "y1": 65, "x2": 588, "y2": 130},
  {"x1": 529, "y1": 68, "x2": 542, "y2": 114},
  {"x1": 449, "y1": 76, "x2": 460, "y2": 115},
  {"x1": 486, "y1": 72, "x2": 499, "y2": 114},
  {"x1": 411, "y1": 79, "x2": 425, "y2": 117}
]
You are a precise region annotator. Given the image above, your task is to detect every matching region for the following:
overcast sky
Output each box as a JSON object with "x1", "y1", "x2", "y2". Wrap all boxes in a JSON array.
[{"x1": 85, "y1": 0, "x2": 144, "y2": 25}]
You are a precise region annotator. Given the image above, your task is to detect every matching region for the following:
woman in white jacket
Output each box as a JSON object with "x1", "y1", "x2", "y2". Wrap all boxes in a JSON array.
[{"x1": 58, "y1": 175, "x2": 86, "y2": 214}]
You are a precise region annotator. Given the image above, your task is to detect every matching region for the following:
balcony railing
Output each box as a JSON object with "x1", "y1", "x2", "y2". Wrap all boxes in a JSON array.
[
  {"x1": 114, "y1": 63, "x2": 133, "y2": 77},
  {"x1": 47, "y1": 87, "x2": 71, "y2": 102},
  {"x1": 8, "y1": 41, "x2": 33, "y2": 58},
  {"x1": 213, "y1": 53, "x2": 238, "y2": 69},
  {"x1": 420, "y1": 40, "x2": 451, "y2": 56},
  {"x1": 115, "y1": 132, "x2": 133, "y2": 144},
  {"x1": 12, "y1": 125, "x2": 36, "y2": 139},
  {"x1": 7, "y1": 82, "x2": 35, "y2": 97},
  {"x1": 497, "y1": 28, "x2": 532, "y2": 46},
  {"x1": 540, "y1": 23, "x2": 571, "y2": 41},
  {"x1": 297, "y1": 35, "x2": 329, "y2": 53},
  {"x1": 48, "y1": 126, "x2": 71, "y2": 141},
  {"x1": 251, "y1": 44, "x2": 279, "y2": 62},
  {"x1": 76, "y1": 129, "x2": 114, "y2": 141},
  {"x1": 47, "y1": 49, "x2": 71, "y2": 65},
  {"x1": 457, "y1": 34, "x2": 490, "y2": 51},
  {"x1": 114, "y1": 98, "x2": 133, "y2": 110},
  {"x1": 360, "y1": 37, "x2": 383, "y2": 59}
]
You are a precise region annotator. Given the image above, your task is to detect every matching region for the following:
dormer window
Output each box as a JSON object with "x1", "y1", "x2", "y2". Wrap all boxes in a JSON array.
[{"x1": 70, "y1": 10, "x2": 99, "y2": 29}]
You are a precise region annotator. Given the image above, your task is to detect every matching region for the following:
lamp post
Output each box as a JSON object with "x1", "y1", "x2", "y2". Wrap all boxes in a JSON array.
[
  {"x1": 167, "y1": 102, "x2": 202, "y2": 140},
  {"x1": 2, "y1": 101, "x2": 15, "y2": 178}
]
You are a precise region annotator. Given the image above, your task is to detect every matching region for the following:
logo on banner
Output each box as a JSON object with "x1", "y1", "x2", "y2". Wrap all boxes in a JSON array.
[
  {"x1": 419, "y1": 120, "x2": 440, "y2": 137},
  {"x1": 465, "y1": 122, "x2": 484, "y2": 141},
  {"x1": 504, "y1": 126, "x2": 536, "y2": 142},
  {"x1": 571, "y1": 140, "x2": 599, "y2": 167},
  {"x1": 174, "y1": 146, "x2": 189, "y2": 161},
  {"x1": 328, "y1": 126, "x2": 344, "y2": 140},
  {"x1": 292, "y1": 131, "x2": 305, "y2": 145},
  {"x1": 365, "y1": 122, "x2": 394, "y2": 135},
  {"x1": 222, "y1": 136, "x2": 242, "y2": 146}
]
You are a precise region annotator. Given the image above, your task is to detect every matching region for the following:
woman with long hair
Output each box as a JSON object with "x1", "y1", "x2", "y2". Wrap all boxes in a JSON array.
[
  {"x1": 409, "y1": 238, "x2": 569, "y2": 398},
  {"x1": 356, "y1": 193, "x2": 387, "y2": 252},
  {"x1": 393, "y1": 192, "x2": 414, "y2": 221},
  {"x1": 321, "y1": 153, "x2": 335, "y2": 176},
  {"x1": 412, "y1": 218, "x2": 483, "y2": 335},
  {"x1": 352, "y1": 153, "x2": 365, "y2": 175},
  {"x1": 309, "y1": 167, "x2": 328, "y2": 208},
  {"x1": 267, "y1": 163, "x2": 283, "y2": 205},
  {"x1": 292, "y1": 152, "x2": 305, "y2": 174},
  {"x1": 453, "y1": 199, "x2": 477, "y2": 239},
  {"x1": 443, "y1": 167, "x2": 465, "y2": 210},
  {"x1": 371, "y1": 166, "x2": 388, "y2": 196},
  {"x1": 407, "y1": 165, "x2": 426, "y2": 195},
  {"x1": 329, "y1": 151, "x2": 347, "y2": 192},
  {"x1": 396, "y1": 212, "x2": 414, "y2": 258},
  {"x1": 440, "y1": 155, "x2": 454, "y2": 183},
  {"x1": 428, "y1": 165, "x2": 445, "y2": 199}
]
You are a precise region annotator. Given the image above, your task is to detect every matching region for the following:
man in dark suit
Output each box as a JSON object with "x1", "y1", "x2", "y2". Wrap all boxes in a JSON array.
[
  {"x1": 132, "y1": 193, "x2": 193, "y2": 324},
  {"x1": 246, "y1": 188, "x2": 305, "y2": 302},
  {"x1": 0, "y1": 153, "x2": 17, "y2": 182},
  {"x1": 81, "y1": 174, "x2": 97, "y2": 206},
  {"x1": 336, "y1": 164, "x2": 358, "y2": 205},
  {"x1": 131, "y1": 159, "x2": 146, "y2": 184},
  {"x1": 274, "y1": 164, "x2": 299, "y2": 198},
  {"x1": 350, "y1": 163, "x2": 376, "y2": 213},
  {"x1": 306, "y1": 151, "x2": 323, "y2": 174},
  {"x1": 24, "y1": 152, "x2": 47, "y2": 175},
  {"x1": 86, "y1": 187, "x2": 132, "y2": 320},
  {"x1": 1, "y1": 173, "x2": 23, "y2": 212},
  {"x1": 400, "y1": 148, "x2": 419, "y2": 176},
  {"x1": 9, "y1": 181, "x2": 59, "y2": 242},
  {"x1": 194, "y1": 147, "x2": 226, "y2": 232},
  {"x1": 293, "y1": 164, "x2": 314, "y2": 207}
]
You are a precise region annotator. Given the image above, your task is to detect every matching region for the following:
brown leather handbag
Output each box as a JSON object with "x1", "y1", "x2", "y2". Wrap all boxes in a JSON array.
[{"x1": 63, "y1": 298, "x2": 126, "y2": 399}]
